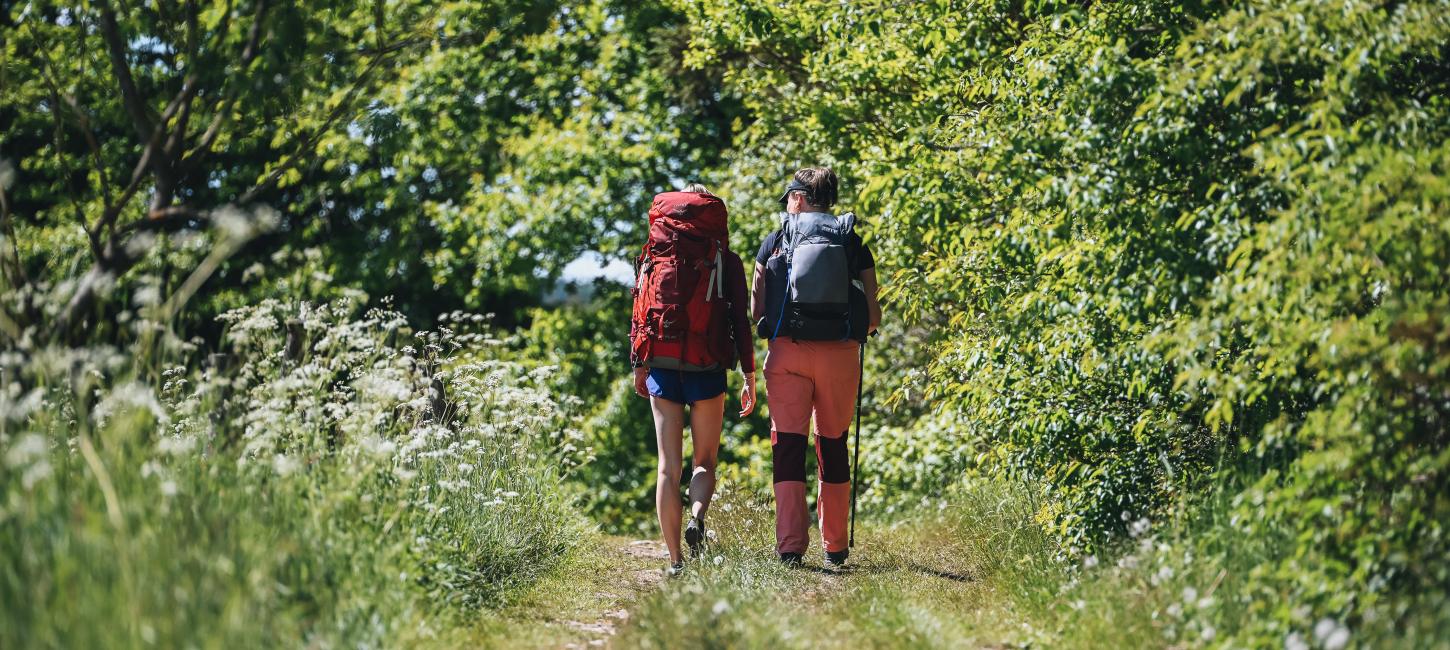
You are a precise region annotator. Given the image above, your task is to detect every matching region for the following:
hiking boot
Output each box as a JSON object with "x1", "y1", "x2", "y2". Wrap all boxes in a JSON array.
[
  {"x1": 666, "y1": 561, "x2": 686, "y2": 578},
  {"x1": 824, "y1": 549, "x2": 849, "y2": 569},
  {"x1": 779, "y1": 552, "x2": 804, "y2": 567},
  {"x1": 684, "y1": 516, "x2": 705, "y2": 557}
]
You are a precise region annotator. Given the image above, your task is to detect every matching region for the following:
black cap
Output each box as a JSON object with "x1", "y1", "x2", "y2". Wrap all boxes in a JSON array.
[{"x1": 777, "y1": 178, "x2": 811, "y2": 206}]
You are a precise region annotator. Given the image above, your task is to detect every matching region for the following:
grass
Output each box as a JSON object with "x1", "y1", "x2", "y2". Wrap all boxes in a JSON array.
[
  {"x1": 6, "y1": 300, "x2": 1446, "y2": 648},
  {"x1": 440, "y1": 532, "x2": 667, "y2": 648},
  {"x1": 1, "y1": 302, "x2": 589, "y2": 648},
  {"x1": 614, "y1": 481, "x2": 1057, "y2": 649},
  {"x1": 610, "y1": 475, "x2": 1450, "y2": 649}
]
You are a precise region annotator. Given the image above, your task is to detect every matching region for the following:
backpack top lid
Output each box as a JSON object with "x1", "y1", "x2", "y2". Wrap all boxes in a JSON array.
[
  {"x1": 779, "y1": 211, "x2": 855, "y2": 251},
  {"x1": 650, "y1": 191, "x2": 728, "y2": 240}
]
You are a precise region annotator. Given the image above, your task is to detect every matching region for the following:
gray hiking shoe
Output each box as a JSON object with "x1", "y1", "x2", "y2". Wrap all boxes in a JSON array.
[{"x1": 684, "y1": 516, "x2": 705, "y2": 557}]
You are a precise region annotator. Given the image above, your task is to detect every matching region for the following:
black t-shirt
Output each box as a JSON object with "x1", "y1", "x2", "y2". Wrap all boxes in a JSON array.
[{"x1": 755, "y1": 229, "x2": 875, "y2": 274}]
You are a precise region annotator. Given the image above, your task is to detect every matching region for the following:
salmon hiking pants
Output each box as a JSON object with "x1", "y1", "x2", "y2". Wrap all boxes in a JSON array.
[{"x1": 764, "y1": 337, "x2": 862, "y2": 555}]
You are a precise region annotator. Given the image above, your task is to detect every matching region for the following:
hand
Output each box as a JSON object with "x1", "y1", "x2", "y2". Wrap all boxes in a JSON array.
[
  {"x1": 738, "y1": 373, "x2": 757, "y2": 417},
  {"x1": 633, "y1": 367, "x2": 649, "y2": 398}
]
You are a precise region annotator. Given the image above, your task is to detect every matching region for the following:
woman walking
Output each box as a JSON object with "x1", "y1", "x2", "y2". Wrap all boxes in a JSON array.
[
  {"x1": 630, "y1": 183, "x2": 757, "y2": 576},
  {"x1": 752, "y1": 167, "x2": 880, "y2": 569}
]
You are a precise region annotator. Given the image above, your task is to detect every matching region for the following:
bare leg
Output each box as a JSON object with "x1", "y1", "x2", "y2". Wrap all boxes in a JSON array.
[
  {"x1": 652, "y1": 396, "x2": 686, "y2": 564},
  {"x1": 688, "y1": 393, "x2": 725, "y2": 521}
]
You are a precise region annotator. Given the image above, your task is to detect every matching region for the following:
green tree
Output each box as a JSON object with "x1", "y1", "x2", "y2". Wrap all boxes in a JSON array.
[{"x1": 1, "y1": 1, "x2": 741, "y2": 344}]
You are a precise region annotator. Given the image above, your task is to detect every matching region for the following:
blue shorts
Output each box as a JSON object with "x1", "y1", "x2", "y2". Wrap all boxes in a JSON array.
[{"x1": 647, "y1": 368, "x2": 727, "y2": 405}]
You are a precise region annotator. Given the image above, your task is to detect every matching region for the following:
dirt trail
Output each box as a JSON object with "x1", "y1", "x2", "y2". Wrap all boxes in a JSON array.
[{"x1": 559, "y1": 538, "x2": 667, "y2": 649}]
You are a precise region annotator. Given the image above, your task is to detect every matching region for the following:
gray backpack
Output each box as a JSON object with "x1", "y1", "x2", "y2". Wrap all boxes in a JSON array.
[{"x1": 762, "y1": 211, "x2": 867, "y2": 342}]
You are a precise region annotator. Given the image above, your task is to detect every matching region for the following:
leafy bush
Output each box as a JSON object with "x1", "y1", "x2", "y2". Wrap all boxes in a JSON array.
[
  {"x1": 676, "y1": 0, "x2": 1450, "y2": 641},
  {"x1": 0, "y1": 299, "x2": 586, "y2": 647}
]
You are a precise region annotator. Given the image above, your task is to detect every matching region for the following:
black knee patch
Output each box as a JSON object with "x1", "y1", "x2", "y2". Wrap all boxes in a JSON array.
[
  {"x1": 773, "y1": 432, "x2": 808, "y2": 483},
  {"x1": 817, "y1": 434, "x2": 850, "y2": 484}
]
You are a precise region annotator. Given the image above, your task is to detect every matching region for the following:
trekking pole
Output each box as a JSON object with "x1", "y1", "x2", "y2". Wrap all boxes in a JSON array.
[{"x1": 849, "y1": 334, "x2": 868, "y2": 548}]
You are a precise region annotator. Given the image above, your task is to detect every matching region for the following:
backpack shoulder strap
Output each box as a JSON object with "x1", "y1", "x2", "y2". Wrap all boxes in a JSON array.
[{"x1": 780, "y1": 214, "x2": 800, "y2": 263}]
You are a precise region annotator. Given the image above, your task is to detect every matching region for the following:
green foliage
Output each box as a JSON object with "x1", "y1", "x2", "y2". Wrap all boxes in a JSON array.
[
  {"x1": 5, "y1": 0, "x2": 1449, "y2": 645},
  {"x1": 1, "y1": 0, "x2": 741, "y2": 341},
  {"x1": 681, "y1": 0, "x2": 1450, "y2": 642},
  {"x1": 0, "y1": 299, "x2": 586, "y2": 647}
]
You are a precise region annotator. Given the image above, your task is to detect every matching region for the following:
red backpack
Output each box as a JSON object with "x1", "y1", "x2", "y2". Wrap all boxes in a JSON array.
[{"x1": 630, "y1": 191, "x2": 736, "y2": 370}]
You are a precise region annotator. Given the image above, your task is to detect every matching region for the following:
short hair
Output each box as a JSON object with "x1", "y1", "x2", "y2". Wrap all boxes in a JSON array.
[
  {"x1": 793, "y1": 167, "x2": 838, "y2": 209},
  {"x1": 684, "y1": 182, "x2": 709, "y2": 193}
]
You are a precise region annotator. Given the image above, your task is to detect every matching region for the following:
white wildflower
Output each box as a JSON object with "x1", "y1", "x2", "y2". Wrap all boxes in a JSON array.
[
  {"x1": 4, "y1": 433, "x2": 47, "y2": 468},
  {"x1": 133, "y1": 285, "x2": 161, "y2": 307},
  {"x1": 1284, "y1": 632, "x2": 1309, "y2": 650},
  {"x1": 160, "y1": 480, "x2": 179, "y2": 497},
  {"x1": 22, "y1": 459, "x2": 53, "y2": 489},
  {"x1": 1, "y1": 388, "x2": 44, "y2": 421},
  {"x1": 211, "y1": 205, "x2": 254, "y2": 241},
  {"x1": 712, "y1": 600, "x2": 730, "y2": 615},
  {"x1": 1082, "y1": 554, "x2": 1099, "y2": 569},
  {"x1": 158, "y1": 434, "x2": 198, "y2": 456},
  {"x1": 712, "y1": 555, "x2": 723, "y2": 566},
  {"x1": 242, "y1": 262, "x2": 266, "y2": 283},
  {"x1": 1201, "y1": 625, "x2": 1216, "y2": 642},
  {"x1": 359, "y1": 435, "x2": 397, "y2": 458},
  {"x1": 1315, "y1": 619, "x2": 1350, "y2": 650},
  {"x1": 1182, "y1": 587, "x2": 1199, "y2": 605},
  {"x1": 1129, "y1": 517, "x2": 1150, "y2": 537},
  {"x1": 92, "y1": 382, "x2": 170, "y2": 425},
  {"x1": 272, "y1": 454, "x2": 300, "y2": 477}
]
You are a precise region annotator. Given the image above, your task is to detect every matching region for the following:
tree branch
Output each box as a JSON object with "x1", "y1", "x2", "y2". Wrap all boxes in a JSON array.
[
  {"x1": 238, "y1": 51, "x2": 392, "y2": 205},
  {"x1": 98, "y1": 2, "x2": 155, "y2": 142},
  {"x1": 181, "y1": 0, "x2": 269, "y2": 176}
]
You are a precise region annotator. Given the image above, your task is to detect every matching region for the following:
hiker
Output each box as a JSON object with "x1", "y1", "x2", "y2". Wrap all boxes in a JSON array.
[
  {"x1": 752, "y1": 167, "x2": 880, "y2": 569},
  {"x1": 630, "y1": 183, "x2": 758, "y2": 577}
]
